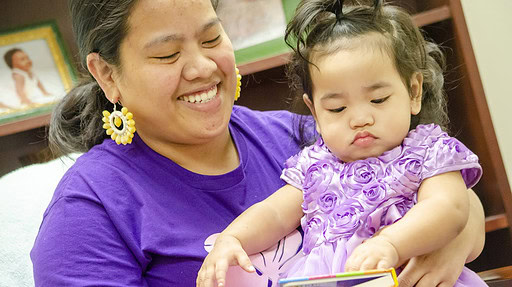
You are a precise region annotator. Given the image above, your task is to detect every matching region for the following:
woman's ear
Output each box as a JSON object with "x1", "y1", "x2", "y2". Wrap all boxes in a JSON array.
[
  {"x1": 86, "y1": 53, "x2": 120, "y2": 103},
  {"x1": 410, "y1": 72, "x2": 423, "y2": 115},
  {"x1": 303, "y1": 93, "x2": 322, "y2": 134}
]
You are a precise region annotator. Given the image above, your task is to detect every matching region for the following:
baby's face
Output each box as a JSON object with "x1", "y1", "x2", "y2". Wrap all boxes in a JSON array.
[
  {"x1": 306, "y1": 38, "x2": 422, "y2": 163},
  {"x1": 12, "y1": 51, "x2": 32, "y2": 72}
]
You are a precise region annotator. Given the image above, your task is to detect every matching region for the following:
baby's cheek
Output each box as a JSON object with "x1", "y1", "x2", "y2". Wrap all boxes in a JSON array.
[{"x1": 324, "y1": 137, "x2": 348, "y2": 160}]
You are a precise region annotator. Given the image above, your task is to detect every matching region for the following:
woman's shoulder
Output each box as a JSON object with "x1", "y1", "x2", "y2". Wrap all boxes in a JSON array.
[
  {"x1": 54, "y1": 141, "x2": 134, "y2": 190},
  {"x1": 231, "y1": 105, "x2": 313, "y2": 137},
  {"x1": 232, "y1": 105, "x2": 297, "y2": 124}
]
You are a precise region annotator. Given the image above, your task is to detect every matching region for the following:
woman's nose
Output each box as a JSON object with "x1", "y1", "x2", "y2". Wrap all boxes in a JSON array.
[
  {"x1": 349, "y1": 108, "x2": 375, "y2": 129},
  {"x1": 182, "y1": 52, "x2": 217, "y2": 81}
]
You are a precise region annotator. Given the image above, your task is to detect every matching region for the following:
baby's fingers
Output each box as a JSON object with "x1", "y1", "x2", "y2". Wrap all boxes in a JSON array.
[
  {"x1": 345, "y1": 254, "x2": 363, "y2": 272},
  {"x1": 236, "y1": 251, "x2": 255, "y2": 273},
  {"x1": 376, "y1": 259, "x2": 392, "y2": 269},
  {"x1": 197, "y1": 265, "x2": 216, "y2": 287},
  {"x1": 213, "y1": 252, "x2": 254, "y2": 287},
  {"x1": 360, "y1": 257, "x2": 380, "y2": 271},
  {"x1": 215, "y1": 260, "x2": 229, "y2": 287}
]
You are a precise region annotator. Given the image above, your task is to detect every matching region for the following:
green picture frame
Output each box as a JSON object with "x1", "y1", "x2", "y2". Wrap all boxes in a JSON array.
[
  {"x1": 226, "y1": 0, "x2": 300, "y2": 65},
  {"x1": 0, "y1": 21, "x2": 77, "y2": 125}
]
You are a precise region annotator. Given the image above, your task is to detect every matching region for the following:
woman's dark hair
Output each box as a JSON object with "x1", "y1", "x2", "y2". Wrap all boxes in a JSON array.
[
  {"x1": 50, "y1": 0, "x2": 219, "y2": 156},
  {"x1": 285, "y1": 0, "x2": 448, "y2": 146}
]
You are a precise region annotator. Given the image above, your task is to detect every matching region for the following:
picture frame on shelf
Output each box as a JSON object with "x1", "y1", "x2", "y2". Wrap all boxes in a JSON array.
[
  {"x1": 0, "y1": 21, "x2": 76, "y2": 126},
  {"x1": 216, "y1": 0, "x2": 300, "y2": 67}
]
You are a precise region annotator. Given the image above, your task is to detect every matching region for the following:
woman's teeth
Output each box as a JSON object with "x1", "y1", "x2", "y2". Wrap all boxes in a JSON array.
[{"x1": 180, "y1": 86, "x2": 217, "y2": 103}]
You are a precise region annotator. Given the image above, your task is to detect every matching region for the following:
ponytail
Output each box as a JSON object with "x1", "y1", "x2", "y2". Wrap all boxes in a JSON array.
[{"x1": 49, "y1": 78, "x2": 112, "y2": 156}]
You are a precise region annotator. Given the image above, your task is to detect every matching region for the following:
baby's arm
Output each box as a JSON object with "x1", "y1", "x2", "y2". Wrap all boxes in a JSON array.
[
  {"x1": 345, "y1": 171, "x2": 469, "y2": 271},
  {"x1": 13, "y1": 73, "x2": 33, "y2": 105},
  {"x1": 196, "y1": 184, "x2": 303, "y2": 287},
  {"x1": 37, "y1": 79, "x2": 51, "y2": 96}
]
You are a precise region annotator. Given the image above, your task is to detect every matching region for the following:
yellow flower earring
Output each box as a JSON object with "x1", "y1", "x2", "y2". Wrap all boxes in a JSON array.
[
  {"x1": 235, "y1": 67, "x2": 242, "y2": 101},
  {"x1": 102, "y1": 103, "x2": 136, "y2": 145}
]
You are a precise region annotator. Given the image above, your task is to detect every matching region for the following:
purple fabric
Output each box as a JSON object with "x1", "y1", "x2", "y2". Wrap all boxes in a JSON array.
[
  {"x1": 31, "y1": 106, "x2": 304, "y2": 286},
  {"x1": 281, "y1": 124, "x2": 486, "y2": 286}
]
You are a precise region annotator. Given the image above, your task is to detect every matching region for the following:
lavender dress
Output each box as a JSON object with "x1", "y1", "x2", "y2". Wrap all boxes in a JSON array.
[{"x1": 281, "y1": 124, "x2": 487, "y2": 286}]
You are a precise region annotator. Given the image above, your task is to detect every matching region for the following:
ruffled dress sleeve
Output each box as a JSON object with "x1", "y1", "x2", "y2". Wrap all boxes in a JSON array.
[
  {"x1": 408, "y1": 124, "x2": 482, "y2": 188},
  {"x1": 280, "y1": 138, "x2": 339, "y2": 191}
]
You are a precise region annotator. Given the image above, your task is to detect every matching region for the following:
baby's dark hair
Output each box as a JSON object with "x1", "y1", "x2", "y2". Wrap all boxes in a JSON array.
[
  {"x1": 285, "y1": 0, "x2": 448, "y2": 146},
  {"x1": 3, "y1": 48, "x2": 22, "y2": 69}
]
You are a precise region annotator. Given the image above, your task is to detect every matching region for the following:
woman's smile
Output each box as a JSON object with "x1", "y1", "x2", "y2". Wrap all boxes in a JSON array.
[
  {"x1": 179, "y1": 84, "x2": 218, "y2": 103},
  {"x1": 178, "y1": 83, "x2": 222, "y2": 112}
]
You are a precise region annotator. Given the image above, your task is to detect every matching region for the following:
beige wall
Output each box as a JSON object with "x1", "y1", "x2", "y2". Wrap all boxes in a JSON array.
[{"x1": 461, "y1": 0, "x2": 512, "y2": 190}]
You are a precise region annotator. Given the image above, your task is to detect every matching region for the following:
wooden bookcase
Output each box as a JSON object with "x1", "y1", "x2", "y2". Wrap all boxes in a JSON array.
[{"x1": 1, "y1": 0, "x2": 511, "y2": 272}]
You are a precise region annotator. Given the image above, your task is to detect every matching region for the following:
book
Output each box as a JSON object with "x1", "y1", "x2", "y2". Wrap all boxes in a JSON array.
[{"x1": 278, "y1": 268, "x2": 398, "y2": 287}]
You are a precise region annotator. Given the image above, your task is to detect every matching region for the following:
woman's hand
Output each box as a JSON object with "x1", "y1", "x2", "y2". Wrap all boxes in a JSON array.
[
  {"x1": 345, "y1": 235, "x2": 399, "y2": 271},
  {"x1": 397, "y1": 241, "x2": 466, "y2": 287},
  {"x1": 196, "y1": 234, "x2": 255, "y2": 287},
  {"x1": 397, "y1": 188, "x2": 485, "y2": 287}
]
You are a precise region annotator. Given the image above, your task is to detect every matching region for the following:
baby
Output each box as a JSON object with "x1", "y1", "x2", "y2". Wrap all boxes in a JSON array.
[
  {"x1": 197, "y1": 0, "x2": 487, "y2": 286},
  {"x1": 3, "y1": 48, "x2": 52, "y2": 106}
]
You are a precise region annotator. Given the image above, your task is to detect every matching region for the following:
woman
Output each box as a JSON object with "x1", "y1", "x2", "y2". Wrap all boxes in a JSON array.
[{"x1": 31, "y1": 0, "x2": 485, "y2": 286}]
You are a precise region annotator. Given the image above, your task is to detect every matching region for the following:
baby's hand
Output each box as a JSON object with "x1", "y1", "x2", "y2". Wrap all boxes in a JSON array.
[
  {"x1": 196, "y1": 234, "x2": 255, "y2": 287},
  {"x1": 344, "y1": 235, "x2": 399, "y2": 272}
]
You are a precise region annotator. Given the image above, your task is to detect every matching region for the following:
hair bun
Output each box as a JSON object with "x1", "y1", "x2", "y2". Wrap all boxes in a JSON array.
[{"x1": 325, "y1": 0, "x2": 344, "y2": 21}]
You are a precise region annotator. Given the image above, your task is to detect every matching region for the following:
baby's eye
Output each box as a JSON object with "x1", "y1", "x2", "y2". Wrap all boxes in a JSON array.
[
  {"x1": 328, "y1": 106, "x2": 346, "y2": 113},
  {"x1": 203, "y1": 35, "x2": 221, "y2": 47},
  {"x1": 154, "y1": 52, "x2": 180, "y2": 63},
  {"x1": 371, "y1": 96, "x2": 390, "y2": 104}
]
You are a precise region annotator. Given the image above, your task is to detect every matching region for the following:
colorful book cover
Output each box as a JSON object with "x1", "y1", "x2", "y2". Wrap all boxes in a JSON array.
[{"x1": 278, "y1": 268, "x2": 398, "y2": 287}]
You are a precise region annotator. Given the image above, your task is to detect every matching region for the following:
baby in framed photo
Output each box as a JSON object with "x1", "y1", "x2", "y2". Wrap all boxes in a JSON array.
[
  {"x1": 3, "y1": 47, "x2": 53, "y2": 107},
  {"x1": 0, "y1": 22, "x2": 76, "y2": 120}
]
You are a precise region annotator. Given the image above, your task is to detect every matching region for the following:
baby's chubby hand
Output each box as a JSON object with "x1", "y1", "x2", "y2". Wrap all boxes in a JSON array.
[
  {"x1": 344, "y1": 235, "x2": 399, "y2": 272},
  {"x1": 196, "y1": 234, "x2": 255, "y2": 287}
]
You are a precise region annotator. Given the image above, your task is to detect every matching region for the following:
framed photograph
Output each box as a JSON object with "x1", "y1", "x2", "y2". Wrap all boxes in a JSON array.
[
  {"x1": 0, "y1": 21, "x2": 76, "y2": 125},
  {"x1": 216, "y1": 0, "x2": 300, "y2": 65}
]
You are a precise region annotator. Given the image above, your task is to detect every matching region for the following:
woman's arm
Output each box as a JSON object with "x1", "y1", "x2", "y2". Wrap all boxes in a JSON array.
[
  {"x1": 197, "y1": 184, "x2": 304, "y2": 287},
  {"x1": 397, "y1": 188, "x2": 485, "y2": 287},
  {"x1": 465, "y1": 188, "x2": 486, "y2": 262},
  {"x1": 345, "y1": 171, "x2": 470, "y2": 270}
]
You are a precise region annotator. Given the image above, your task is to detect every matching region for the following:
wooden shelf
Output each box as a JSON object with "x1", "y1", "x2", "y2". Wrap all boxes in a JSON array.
[
  {"x1": 238, "y1": 52, "x2": 291, "y2": 76},
  {"x1": 238, "y1": 6, "x2": 453, "y2": 76},
  {"x1": 485, "y1": 214, "x2": 509, "y2": 233},
  {"x1": 0, "y1": 113, "x2": 51, "y2": 137},
  {"x1": 478, "y1": 265, "x2": 512, "y2": 282},
  {"x1": 412, "y1": 5, "x2": 451, "y2": 27}
]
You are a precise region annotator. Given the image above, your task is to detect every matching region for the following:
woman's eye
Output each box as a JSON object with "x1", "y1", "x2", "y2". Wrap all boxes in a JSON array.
[
  {"x1": 328, "y1": 107, "x2": 346, "y2": 113},
  {"x1": 203, "y1": 35, "x2": 221, "y2": 47},
  {"x1": 371, "y1": 96, "x2": 390, "y2": 104},
  {"x1": 154, "y1": 52, "x2": 180, "y2": 62}
]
